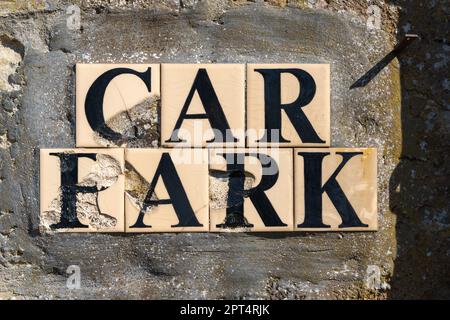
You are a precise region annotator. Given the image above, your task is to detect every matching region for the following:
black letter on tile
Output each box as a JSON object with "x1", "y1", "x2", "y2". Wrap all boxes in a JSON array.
[
  {"x1": 166, "y1": 68, "x2": 238, "y2": 144},
  {"x1": 255, "y1": 68, "x2": 324, "y2": 143},
  {"x1": 50, "y1": 153, "x2": 108, "y2": 229},
  {"x1": 297, "y1": 152, "x2": 368, "y2": 228},
  {"x1": 85, "y1": 67, "x2": 152, "y2": 141},
  {"x1": 130, "y1": 153, "x2": 202, "y2": 228},
  {"x1": 216, "y1": 153, "x2": 286, "y2": 228}
]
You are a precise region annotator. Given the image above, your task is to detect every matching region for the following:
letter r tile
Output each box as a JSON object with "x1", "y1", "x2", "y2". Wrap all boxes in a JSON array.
[
  {"x1": 247, "y1": 64, "x2": 330, "y2": 147},
  {"x1": 125, "y1": 148, "x2": 209, "y2": 232},
  {"x1": 294, "y1": 148, "x2": 377, "y2": 231},
  {"x1": 76, "y1": 64, "x2": 160, "y2": 148},
  {"x1": 209, "y1": 148, "x2": 294, "y2": 232},
  {"x1": 161, "y1": 64, "x2": 246, "y2": 148},
  {"x1": 39, "y1": 148, "x2": 125, "y2": 233}
]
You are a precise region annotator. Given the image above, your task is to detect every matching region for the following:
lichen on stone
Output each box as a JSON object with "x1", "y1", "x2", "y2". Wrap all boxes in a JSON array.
[{"x1": 0, "y1": 0, "x2": 46, "y2": 16}]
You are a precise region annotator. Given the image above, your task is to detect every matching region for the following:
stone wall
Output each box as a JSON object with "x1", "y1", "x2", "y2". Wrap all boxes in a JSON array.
[{"x1": 0, "y1": 0, "x2": 448, "y2": 299}]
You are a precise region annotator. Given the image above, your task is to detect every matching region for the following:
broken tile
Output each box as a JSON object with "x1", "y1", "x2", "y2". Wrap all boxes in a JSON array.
[
  {"x1": 294, "y1": 148, "x2": 377, "y2": 231},
  {"x1": 40, "y1": 148, "x2": 125, "y2": 233},
  {"x1": 76, "y1": 64, "x2": 160, "y2": 148},
  {"x1": 247, "y1": 64, "x2": 330, "y2": 147},
  {"x1": 125, "y1": 148, "x2": 209, "y2": 232},
  {"x1": 161, "y1": 64, "x2": 246, "y2": 148},
  {"x1": 209, "y1": 148, "x2": 294, "y2": 232}
]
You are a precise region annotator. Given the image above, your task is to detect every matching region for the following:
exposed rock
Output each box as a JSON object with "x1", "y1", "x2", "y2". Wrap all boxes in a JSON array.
[
  {"x1": 0, "y1": 133, "x2": 11, "y2": 149},
  {"x1": 209, "y1": 169, "x2": 255, "y2": 210},
  {"x1": 0, "y1": 35, "x2": 23, "y2": 92}
]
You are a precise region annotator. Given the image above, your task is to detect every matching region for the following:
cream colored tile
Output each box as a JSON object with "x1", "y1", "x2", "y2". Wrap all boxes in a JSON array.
[
  {"x1": 76, "y1": 64, "x2": 160, "y2": 147},
  {"x1": 209, "y1": 148, "x2": 293, "y2": 232},
  {"x1": 294, "y1": 148, "x2": 377, "y2": 231},
  {"x1": 247, "y1": 64, "x2": 330, "y2": 147},
  {"x1": 40, "y1": 148, "x2": 125, "y2": 233},
  {"x1": 161, "y1": 64, "x2": 245, "y2": 148},
  {"x1": 125, "y1": 148, "x2": 209, "y2": 232}
]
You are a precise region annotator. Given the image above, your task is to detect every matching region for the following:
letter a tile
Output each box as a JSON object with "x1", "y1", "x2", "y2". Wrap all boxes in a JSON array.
[
  {"x1": 161, "y1": 64, "x2": 246, "y2": 148},
  {"x1": 40, "y1": 148, "x2": 125, "y2": 233},
  {"x1": 125, "y1": 148, "x2": 209, "y2": 232},
  {"x1": 247, "y1": 64, "x2": 330, "y2": 147},
  {"x1": 209, "y1": 148, "x2": 294, "y2": 232},
  {"x1": 76, "y1": 64, "x2": 160, "y2": 148},
  {"x1": 294, "y1": 148, "x2": 377, "y2": 231}
]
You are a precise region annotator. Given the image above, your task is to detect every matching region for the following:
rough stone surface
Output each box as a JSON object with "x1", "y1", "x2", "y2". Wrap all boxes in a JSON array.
[
  {"x1": 94, "y1": 96, "x2": 160, "y2": 147},
  {"x1": 0, "y1": 0, "x2": 448, "y2": 299}
]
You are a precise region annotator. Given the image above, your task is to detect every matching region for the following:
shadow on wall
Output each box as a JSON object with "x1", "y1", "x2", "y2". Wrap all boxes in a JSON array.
[{"x1": 388, "y1": 0, "x2": 450, "y2": 299}]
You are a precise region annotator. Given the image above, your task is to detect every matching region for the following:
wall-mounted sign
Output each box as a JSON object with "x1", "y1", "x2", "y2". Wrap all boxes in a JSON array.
[{"x1": 40, "y1": 64, "x2": 377, "y2": 233}]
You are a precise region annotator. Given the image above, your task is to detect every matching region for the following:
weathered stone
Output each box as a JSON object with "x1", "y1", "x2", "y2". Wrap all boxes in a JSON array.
[
  {"x1": 0, "y1": 0, "x2": 46, "y2": 17},
  {"x1": 0, "y1": 0, "x2": 448, "y2": 299},
  {"x1": 0, "y1": 35, "x2": 23, "y2": 92}
]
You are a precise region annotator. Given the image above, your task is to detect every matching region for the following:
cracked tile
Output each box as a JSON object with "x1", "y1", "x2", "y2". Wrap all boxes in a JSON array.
[
  {"x1": 125, "y1": 148, "x2": 209, "y2": 232},
  {"x1": 40, "y1": 148, "x2": 125, "y2": 233},
  {"x1": 76, "y1": 64, "x2": 160, "y2": 147},
  {"x1": 209, "y1": 148, "x2": 294, "y2": 232}
]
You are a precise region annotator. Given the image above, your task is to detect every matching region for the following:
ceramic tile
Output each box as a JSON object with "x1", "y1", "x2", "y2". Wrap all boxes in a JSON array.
[
  {"x1": 40, "y1": 148, "x2": 125, "y2": 233},
  {"x1": 294, "y1": 148, "x2": 377, "y2": 231},
  {"x1": 247, "y1": 64, "x2": 330, "y2": 147},
  {"x1": 161, "y1": 64, "x2": 245, "y2": 148},
  {"x1": 209, "y1": 148, "x2": 293, "y2": 232},
  {"x1": 125, "y1": 148, "x2": 209, "y2": 232},
  {"x1": 76, "y1": 64, "x2": 160, "y2": 147}
]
